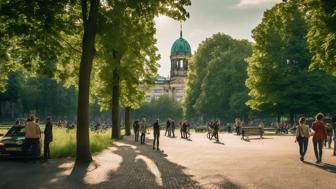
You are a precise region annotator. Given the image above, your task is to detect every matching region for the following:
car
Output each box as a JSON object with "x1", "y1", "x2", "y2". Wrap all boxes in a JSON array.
[{"x1": 0, "y1": 126, "x2": 41, "y2": 158}]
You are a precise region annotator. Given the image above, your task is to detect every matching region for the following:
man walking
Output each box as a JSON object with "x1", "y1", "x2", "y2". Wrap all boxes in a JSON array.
[
  {"x1": 44, "y1": 117, "x2": 53, "y2": 162},
  {"x1": 165, "y1": 119, "x2": 171, "y2": 137},
  {"x1": 133, "y1": 120, "x2": 140, "y2": 142},
  {"x1": 153, "y1": 119, "x2": 161, "y2": 150}
]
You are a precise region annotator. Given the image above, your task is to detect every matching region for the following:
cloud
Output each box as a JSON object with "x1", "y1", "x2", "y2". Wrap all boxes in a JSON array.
[{"x1": 236, "y1": 0, "x2": 281, "y2": 8}]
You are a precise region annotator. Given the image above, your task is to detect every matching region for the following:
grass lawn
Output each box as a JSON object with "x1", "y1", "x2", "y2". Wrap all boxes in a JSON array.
[
  {"x1": 0, "y1": 126, "x2": 113, "y2": 158},
  {"x1": 49, "y1": 128, "x2": 113, "y2": 158}
]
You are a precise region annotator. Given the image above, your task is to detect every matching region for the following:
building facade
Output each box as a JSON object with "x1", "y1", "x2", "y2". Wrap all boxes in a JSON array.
[{"x1": 145, "y1": 30, "x2": 192, "y2": 102}]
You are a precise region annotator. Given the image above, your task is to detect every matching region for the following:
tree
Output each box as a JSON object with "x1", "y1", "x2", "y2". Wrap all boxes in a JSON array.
[
  {"x1": 246, "y1": 0, "x2": 336, "y2": 125},
  {"x1": 305, "y1": 0, "x2": 336, "y2": 75},
  {"x1": 184, "y1": 33, "x2": 252, "y2": 121}
]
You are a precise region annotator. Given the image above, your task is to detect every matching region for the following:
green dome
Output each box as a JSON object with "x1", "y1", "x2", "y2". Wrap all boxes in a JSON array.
[{"x1": 171, "y1": 33, "x2": 191, "y2": 56}]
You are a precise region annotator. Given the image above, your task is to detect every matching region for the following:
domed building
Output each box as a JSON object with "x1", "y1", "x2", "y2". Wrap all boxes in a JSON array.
[{"x1": 145, "y1": 27, "x2": 191, "y2": 102}]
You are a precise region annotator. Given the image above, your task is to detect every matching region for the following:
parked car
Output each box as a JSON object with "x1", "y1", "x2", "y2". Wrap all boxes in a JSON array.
[{"x1": 0, "y1": 126, "x2": 41, "y2": 158}]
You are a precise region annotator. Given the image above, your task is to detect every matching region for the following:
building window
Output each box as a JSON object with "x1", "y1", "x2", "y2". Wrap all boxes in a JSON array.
[{"x1": 180, "y1": 60, "x2": 184, "y2": 69}]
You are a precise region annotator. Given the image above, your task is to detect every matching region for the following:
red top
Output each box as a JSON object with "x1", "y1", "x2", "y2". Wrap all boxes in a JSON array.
[{"x1": 312, "y1": 121, "x2": 327, "y2": 142}]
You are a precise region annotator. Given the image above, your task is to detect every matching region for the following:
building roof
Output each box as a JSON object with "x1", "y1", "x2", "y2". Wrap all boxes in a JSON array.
[{"x1": 170, "y1": 31, "x2": 191, "y2": 56}]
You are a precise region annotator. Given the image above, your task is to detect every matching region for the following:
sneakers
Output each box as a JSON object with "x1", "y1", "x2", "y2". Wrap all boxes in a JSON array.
[{"x1": 300, "y1": 157, "x2": 304, "y2": 162}]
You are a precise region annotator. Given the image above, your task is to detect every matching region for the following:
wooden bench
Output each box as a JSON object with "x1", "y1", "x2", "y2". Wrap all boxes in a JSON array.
[
  {"x1": 263, "y1": 128, "x2": 277, "y2": 135},
  {"x1": 241, "y1": 127, "x2": 264, "y2": 140}
]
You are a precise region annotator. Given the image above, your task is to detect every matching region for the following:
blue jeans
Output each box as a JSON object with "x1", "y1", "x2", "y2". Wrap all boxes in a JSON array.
[
  {"x1": 298, "y1": 138, "x2": 308, "y2": 158},
  {"x1": 313, "y1": 139, "x2": 323, "y2": 161}
]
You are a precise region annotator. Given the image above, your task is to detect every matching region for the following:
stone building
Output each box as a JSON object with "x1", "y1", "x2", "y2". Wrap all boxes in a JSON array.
[{"x1": 145, "y1": 29, "x2": 191, "y2": 102}]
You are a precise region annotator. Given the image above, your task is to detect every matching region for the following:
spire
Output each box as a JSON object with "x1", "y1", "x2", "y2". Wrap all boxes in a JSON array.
[{"x1": 180, "y1": 21, "x2": 183, "y2": 38}]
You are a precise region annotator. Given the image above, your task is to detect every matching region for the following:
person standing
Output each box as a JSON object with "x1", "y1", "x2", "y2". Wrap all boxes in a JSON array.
[
  {"x1": 211, "y1": 120, "x2": 219, "y2": 142},
  {"x1": 171, "y1": 119, "x2": 175, "y2": 137},
  {"x1": 312, "y1": 113, "x2": 327, "y2": 164},
  {"x1": 133, "y1": 120, "x2": 140, "y2": 142},
  {"x1": 295, "y1": 117, "x2": 310, "y2": 162},
  {"x1": 44, "y1": 117, "x2": 53, "y2": 161},
  {"x1": 140, "y1": 118, "x2": 147, "y2": 144},
  {"x1": 165, "y1": 119, "x2": 171, "y2": 137},
  {"x1": 235, "y1": 118, "x2": 242, "y2": 135},
  {"x1": 153, "y1": 119, "x2": 161, "y2": 150},
  {"x1": 25, "y1": 115, "x2": 41, "y2": 161}
]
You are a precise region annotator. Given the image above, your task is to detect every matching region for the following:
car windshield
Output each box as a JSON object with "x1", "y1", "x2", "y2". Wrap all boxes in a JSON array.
[{"x1": 5, "y1": 126, "x2": 25, "y2": 137}]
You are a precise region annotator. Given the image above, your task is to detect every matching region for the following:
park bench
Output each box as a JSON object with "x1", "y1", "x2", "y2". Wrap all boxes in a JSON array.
[
  {"x1": 241, "y1": 127, "x2": 264, "y2": 141},
  {"x1": 263, "y1": 128, "x2": 277, "y2": 135}
]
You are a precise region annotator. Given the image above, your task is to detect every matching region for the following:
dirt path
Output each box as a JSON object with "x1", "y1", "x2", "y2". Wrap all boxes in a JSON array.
[{"x1": 0, "y1": 132, "x2": 335, "y2": 189}]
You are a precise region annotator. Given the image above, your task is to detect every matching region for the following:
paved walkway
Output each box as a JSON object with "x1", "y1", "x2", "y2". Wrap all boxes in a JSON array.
[{"x1": 0, "y1": 131, "x2": 336, "y2": 189}]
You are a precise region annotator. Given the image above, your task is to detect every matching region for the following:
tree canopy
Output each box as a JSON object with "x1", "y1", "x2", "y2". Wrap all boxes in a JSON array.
[
  {"x1": 246, "y1": 0, "x2": 336, "y2": 123},
  {"x1": 305, "y1": 0, "x2": 336, "y2": 76},
  {"x1": 184, "y1": 33, "x2": 252, "y2": 121}
]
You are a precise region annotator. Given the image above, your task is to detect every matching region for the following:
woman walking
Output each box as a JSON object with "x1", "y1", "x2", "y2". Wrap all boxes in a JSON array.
[
  {"x1": 295, "y1": 117, "x2": 310, "y2": 162},
  {"x1": 312, "y1": 113, "x2": 327, "y2": 164}
]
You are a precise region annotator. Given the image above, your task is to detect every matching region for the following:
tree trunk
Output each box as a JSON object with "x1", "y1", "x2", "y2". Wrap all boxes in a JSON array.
[
  {"x1": 125, "y1": 107, "x2": 131, "y2": 136},
  {"x1": 112, "y1": 54, "x2": 121, "y2": 139},
  {"x1": 76, "y1": 0, "x2": 100, "y2": 163}
]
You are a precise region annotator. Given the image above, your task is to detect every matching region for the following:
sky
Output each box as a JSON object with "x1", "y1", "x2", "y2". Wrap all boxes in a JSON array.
[{"x1": 155, "y1": 0, "x2": 282, "y2": 76}]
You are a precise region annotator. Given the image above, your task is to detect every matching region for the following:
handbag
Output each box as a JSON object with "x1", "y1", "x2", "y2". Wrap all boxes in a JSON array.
[{"x1": 296, "y1": 125, "x2": 305, "y2": 141}]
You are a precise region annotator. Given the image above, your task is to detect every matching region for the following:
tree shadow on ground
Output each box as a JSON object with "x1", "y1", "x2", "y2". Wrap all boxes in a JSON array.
[
  {"x1": 88, "y1": 138, "x2": 202, "y2": 189},
  {"x1": 0, "y1": 158, "x2": 74, "y2": 189},
  {"x1": 304, "y1": 161, "x2": 336, "y2": 173}
]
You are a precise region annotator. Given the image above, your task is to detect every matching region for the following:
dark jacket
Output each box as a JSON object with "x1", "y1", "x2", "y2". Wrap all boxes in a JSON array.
[
  {"x1": 44, "y1": 121, "x2": 53, "y2": 143},
  {"x1": 153, "y1": 122, "x2": 160, "y2": 133},
  {"x1": 133, "y1": 121, "x2": 139, "y2": 131}
]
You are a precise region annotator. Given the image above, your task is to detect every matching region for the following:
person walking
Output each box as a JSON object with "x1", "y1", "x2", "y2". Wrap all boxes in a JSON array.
[
  {"x1": 312, "y1": 113, "x2": 327, "y2": 164},
  {"x1": 24, "y1": 115, "x2": 41, "y2": 162},
  {"x1": 171, "y1": 119, "x2": 175, "y2": 137},
  {"x1": 295, "y1": 117, "x2": 310, "y2": 162},
  {"x1": 165, "y1": 119, "x2": 171, "y2": 137},
  {"x1": 133, "y1": 120, "x2": 140, "y2": 142},
  {"x1": 140, "y1": 118, "x2": 147, "y2": 144},
  {"x1": 153, "y1": 119, "x2": 161, "y2": 150},
  {"x1": 43, "y1": 117, "x2": 53, "y2": 162}
]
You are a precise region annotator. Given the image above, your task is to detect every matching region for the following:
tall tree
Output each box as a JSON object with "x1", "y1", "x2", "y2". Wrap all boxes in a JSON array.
[
  {"x1": 184, "y1": 33, "x2": 251, "y2": 121},
  {"x1": 246, "y1": 0, "x2": 336, "y2": 124},
  {"x1": 305, "y1": 0, "x2": 336, "y2": 75},
  {"x1": 92, "y1": 0, "x2": 190, "y2": 139}
]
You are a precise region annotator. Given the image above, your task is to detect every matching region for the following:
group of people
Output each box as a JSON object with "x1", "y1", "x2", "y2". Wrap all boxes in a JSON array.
[
  {"x1": 132, "y1": 118, "x2": 161, "y2": 150},
  {"x1": 16, "y1": 115, "x2": 53, "y2": 162},
  {"x1": 295, "y1": 113, "x2": 334, "y2": 163},
  {"x1": 164, "y1": 118, "x2": 175, "y2": 137},
  {"x1": 132, "y1": 118, "x2": 192, "y2": 150}
]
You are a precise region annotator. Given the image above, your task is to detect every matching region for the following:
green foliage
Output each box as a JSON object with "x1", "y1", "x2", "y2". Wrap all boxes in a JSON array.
[
  {"x1": 305, "y1": 0, "x2": 336, "y2": 76},
  {"x1": 184, "y1": 33, "x2": 252, "y2": 120},
  {"x1": 91, "y1": 0, "x2": 191, "y2": 110},
  {"x1": 135, "y1": 95, "x2": 182, "y2": 121},
  {"x1": 246, "y1": 0, "x2": 336, "y2": 117}
]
